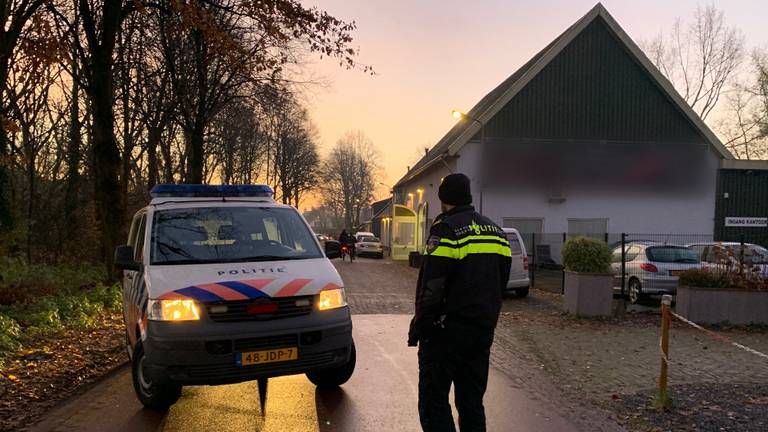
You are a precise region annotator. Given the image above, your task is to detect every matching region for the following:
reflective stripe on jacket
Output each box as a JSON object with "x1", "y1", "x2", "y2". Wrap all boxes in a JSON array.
[{"x1": 409, "y1": 205, "x2": 512, "y2": 343}]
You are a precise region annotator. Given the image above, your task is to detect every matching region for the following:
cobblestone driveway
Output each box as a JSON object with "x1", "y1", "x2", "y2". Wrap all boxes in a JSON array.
[{"x1": 334, "y1": 257, "x2": 768, "y2": 431}]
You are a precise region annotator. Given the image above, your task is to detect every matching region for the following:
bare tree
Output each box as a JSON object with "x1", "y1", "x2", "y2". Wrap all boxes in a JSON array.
[
  {"x1": 717, "y1": 48, "x2": 768, "y2": 159},
  {"x1": 261, "y1": 92, "x2": 319, "y2": 207},
  {"x1": 320, "y1": 130, "x2": 377, "y2": 230},
  {"x1": 643, "y1": 4, "x2": 744, "y2": 120},
  {"x1": 209, "y1": 99, "x2": 266, "y2": 184}
]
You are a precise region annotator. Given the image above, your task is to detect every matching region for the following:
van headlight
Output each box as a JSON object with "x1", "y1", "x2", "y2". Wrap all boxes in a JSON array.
[
  {"x1": 148, "y1": 299, "x2": 201, "y2": 321},
  {"x1": 317, "y1": 288, "x2": 347, "y2": 311}
]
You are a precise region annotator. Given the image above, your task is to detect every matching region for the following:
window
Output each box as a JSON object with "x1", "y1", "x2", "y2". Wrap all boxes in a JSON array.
[
  {"x1": 502, "y1": 218, "x2": 543, "y2": 251},
  {"x1": 688, "y1": 245, "x2": 707, "y2": 261},
  {"x1": 645, "y1": 246, "x2": 699, "y2": 263},
  {"x1": 611, "y1": 245, "x2": 640, "y2": 262},
  {"x1": 133, "y1": 215, "x2": 147, "y2": 261},
  {"x1": 150, "y1": 207, "x2": 321, "y2": 265},
  {"x1": 394, "y1": 222, "x2": 415, "y2": 245},
  {"x1": 568, "y1": 218, "x2": 608, "y2": 239},
  {"x1": 506, "y1": 234, "x2": 523, "y2": 255}
]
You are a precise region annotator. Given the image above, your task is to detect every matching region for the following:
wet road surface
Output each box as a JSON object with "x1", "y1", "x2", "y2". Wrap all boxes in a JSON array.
[
  {"x1": 28, "y1": 258, "x2": 607, "y2": 431},
  {"x1": 29, "y1": 314, "x2": 581, "y2": 432}
]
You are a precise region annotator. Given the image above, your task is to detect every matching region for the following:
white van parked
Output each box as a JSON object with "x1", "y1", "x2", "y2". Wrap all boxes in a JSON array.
[
  {"x1": 115, "y1": 185, "x2": 355, "y2": 409},
  {"x1": 502, "y1": 228, "x2": 530, "y2": 297}
]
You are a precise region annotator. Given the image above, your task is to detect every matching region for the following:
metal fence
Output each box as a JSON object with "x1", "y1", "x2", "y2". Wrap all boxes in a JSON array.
[{"x1": 523, "y1": 232, "x2": 759, "y2": 301}]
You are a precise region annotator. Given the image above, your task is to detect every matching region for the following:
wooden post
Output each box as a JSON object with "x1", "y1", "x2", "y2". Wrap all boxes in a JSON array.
[{"x1": 655, "y1": 294, "x2": 673, "y2": 410}]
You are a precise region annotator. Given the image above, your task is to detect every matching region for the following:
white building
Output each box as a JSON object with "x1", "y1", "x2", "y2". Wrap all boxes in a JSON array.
[{"x1": 389, "y1": 4, "x2": 734, "y2": 259}]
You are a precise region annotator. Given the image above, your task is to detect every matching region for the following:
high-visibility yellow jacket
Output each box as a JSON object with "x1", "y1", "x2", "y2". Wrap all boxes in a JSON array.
[{"x1": 409, "y1": 205, "x2": 511, "y2": 345}]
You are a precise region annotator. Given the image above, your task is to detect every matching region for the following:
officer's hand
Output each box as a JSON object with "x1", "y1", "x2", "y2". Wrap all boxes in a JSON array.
[{"x1": 408, "y1": 317, "x2": 418, "y2": 346}]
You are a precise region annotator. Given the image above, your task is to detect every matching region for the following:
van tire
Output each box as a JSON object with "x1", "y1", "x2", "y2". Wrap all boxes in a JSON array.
[
  {"x1": 515, "y1": 287, "x2": 529, "y2": 298},
  {"x1": 132, "y1": 341, "x2": 182, "y2": 410},
  {"x1": 306, "y1": 342, "x2": 356, "y2": 388}
]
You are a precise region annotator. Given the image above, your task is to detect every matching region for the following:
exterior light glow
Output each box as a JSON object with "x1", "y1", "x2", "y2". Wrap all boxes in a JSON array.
[{"x1": 452, "y1": 110, "x2": 464, "y2": 120}]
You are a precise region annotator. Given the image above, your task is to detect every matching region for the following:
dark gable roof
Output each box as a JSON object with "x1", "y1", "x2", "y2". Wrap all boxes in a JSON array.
[{"x1": 394, "y1": 3, "x2": 732, "y2": 188}]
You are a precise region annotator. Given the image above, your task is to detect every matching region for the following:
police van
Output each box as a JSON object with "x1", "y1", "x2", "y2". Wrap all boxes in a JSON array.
[{"x1": 114, "y1": 185, "x2": 354, "y2": 409}]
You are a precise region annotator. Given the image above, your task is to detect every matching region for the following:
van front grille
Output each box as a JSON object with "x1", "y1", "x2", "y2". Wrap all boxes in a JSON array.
[{"x1": 207, "y1": 296, "x2": 314, "y2": 322}]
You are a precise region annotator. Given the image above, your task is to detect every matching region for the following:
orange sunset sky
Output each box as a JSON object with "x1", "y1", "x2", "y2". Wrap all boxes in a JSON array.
[{"x1": 299, "y1": 0, "x2": 767, "y2": 207}]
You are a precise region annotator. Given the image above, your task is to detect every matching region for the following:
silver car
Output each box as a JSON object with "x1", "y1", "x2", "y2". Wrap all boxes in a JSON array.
[
  {"x1": 355, "y1": 236, "x2": 384, "y2": 259},
  {"x1": 610, "y1": 241, "x2": 701, "y2": 304},
  {"x1": 687, "y1": 242, "x2": 768, "y2": 276}
]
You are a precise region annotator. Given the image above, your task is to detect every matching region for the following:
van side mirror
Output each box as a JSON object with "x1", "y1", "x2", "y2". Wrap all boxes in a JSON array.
[
  {"x1": 115, "y1": 245, "x2": 142, "y2": 271},
  {"x1": 325, "y1": 241, "x2": 341, "y2": 259}
]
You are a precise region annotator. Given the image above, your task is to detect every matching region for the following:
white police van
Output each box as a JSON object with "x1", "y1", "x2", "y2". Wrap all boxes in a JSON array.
[{"x1": 115, "y1": 185, "x2": 354, "y2": 409}]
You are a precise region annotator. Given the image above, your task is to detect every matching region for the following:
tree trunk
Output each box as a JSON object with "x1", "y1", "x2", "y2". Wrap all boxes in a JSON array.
[
  {"x1": 64, "y1": 55, "x2": 81, "y2": 235},
  {"x1": 90, "y1": 48, "x2": 125, "y2": 277},
  {"x1": 187, "y1": 119, "x2": 205, "y2": 183},
  {"x1": 0, "y1": 49, "x2": 13, "y2": 232},
  {"x1": 146, "y1": 126, "x2": 160, "y2": 189}
]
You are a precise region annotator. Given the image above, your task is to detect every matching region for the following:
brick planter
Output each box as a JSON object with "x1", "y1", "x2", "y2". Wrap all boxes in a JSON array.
[
  {"x1": 563, "y1": 271, "x2": 613, "y2": 317},
  {"x1": 676, "y1": 286, "x2": 768, "y2": 325}
]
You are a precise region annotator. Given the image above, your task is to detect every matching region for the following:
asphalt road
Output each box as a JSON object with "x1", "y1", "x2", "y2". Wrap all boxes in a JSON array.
[{"x1": 27, "y1": 258, "x2": 586, "y2": 432}]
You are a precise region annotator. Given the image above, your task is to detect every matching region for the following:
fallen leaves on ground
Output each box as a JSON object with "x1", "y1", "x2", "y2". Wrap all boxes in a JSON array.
[{"x1": 0, "y1": 313, "x2": 125, "y2": 432}]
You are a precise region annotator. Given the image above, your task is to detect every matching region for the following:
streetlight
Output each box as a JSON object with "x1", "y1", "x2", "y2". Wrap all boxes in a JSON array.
[{"x1": 451, "y1": 109, "x2": 486, "y2": 213}]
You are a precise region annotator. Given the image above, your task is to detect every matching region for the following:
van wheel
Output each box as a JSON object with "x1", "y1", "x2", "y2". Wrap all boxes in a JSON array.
[
  {"x1": 132, "y1": 341, "x2": 182, "y2": 410},
  {"x1": 516, "y1": 287, "x2": 529, "y2": 298},
  {"x1": 306, "y1": 342, "x2": 356, "y2": 388}
]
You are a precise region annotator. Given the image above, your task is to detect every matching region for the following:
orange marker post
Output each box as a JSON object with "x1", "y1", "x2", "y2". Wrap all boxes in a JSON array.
[{"x1": 655, "y1": 294, "x2": 673, "y2": 410}]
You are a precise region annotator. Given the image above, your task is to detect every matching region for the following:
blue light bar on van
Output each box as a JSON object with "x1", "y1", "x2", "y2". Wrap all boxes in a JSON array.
[{"x1": 150, "y1": 184, "x2": 274, "y2": 198}]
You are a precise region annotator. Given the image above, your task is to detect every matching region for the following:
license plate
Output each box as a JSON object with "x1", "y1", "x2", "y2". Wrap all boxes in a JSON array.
[
  {"x1": 669, "y1": 270, "x2": 684, "y2": 276},
  {"x1": 237, "y1": 347, "x2": 298, "y2": 366}
]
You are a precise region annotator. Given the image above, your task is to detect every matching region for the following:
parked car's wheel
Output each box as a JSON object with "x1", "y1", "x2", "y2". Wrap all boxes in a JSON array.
[
  {"x1": 132, "y1": 341, "x2": 182, "y2": 410},
  {"x1": 515, "y1": 287, "x2": 529, "y2": 298},
  {"x1": 306, "y1": 342, "x2": 356, "y2": 388},
  {"x1": 377, "y1": 252, "x2": 384, "y2": 259},
  {"x1": 628, "y1": 278, "x2": 643, "y2": 304}
]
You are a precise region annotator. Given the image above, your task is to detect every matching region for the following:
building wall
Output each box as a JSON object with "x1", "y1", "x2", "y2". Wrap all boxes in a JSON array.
[
  {"x1": 480, "y1": 147, "x2": 721, "y2": 235},
  {"x1": 715, "y1": 169, "x2": 768, "y2": 246}
]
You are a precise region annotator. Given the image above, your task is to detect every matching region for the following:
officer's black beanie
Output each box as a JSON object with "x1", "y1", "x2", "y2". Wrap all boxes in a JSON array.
[{"x1": 438, "y1": 173, "x2": 472, "y2": 206}]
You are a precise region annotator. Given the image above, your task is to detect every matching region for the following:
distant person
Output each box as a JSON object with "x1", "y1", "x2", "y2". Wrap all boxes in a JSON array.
[
  {"x1": 338, "y1": 229, "x2": 351, "y2": 245},
  {"x1": 408, "y1": 173, "x2": 511, "y2": 431}
]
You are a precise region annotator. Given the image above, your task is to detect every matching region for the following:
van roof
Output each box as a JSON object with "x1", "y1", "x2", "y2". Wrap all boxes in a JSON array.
[{"x1": 149, "y1": 184, "x2": 275, "y2": 205}]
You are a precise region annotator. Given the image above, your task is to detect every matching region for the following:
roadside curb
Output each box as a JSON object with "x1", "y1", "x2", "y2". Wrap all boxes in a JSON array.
[{"x1": 21, "y1": 360, "x2": 129, "y2": 432}]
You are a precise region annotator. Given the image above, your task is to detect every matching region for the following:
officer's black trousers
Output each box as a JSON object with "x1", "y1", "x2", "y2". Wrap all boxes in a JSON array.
[{"x1": 417, "y1": 325, "x2": 494, "y2": 432}]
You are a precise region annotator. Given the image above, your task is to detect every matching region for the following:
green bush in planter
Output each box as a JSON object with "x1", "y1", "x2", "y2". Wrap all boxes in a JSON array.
[
  {"x1": 562, "y1": 236, "x2": 612, "y2": 273},
  {"x1": 678, "y1": 268, "x2": 727, "y2": 289}
]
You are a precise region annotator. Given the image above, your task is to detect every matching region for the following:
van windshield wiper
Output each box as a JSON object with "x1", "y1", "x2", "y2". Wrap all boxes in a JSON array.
[
  {"x1": 232, "y1": 255, "x2": 312, "y2": 262},
  {"x1": 154, "y1": 258, "x2": 219, "y2": 265},
  {"x1": 153, "y1": 256, "x2": 314, "y2": 265}
]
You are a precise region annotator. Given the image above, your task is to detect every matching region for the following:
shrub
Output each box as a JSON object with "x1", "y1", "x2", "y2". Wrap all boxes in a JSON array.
[
  {"x1": 678, "y1": 268, "x2": 728, "y2": 289},
  {"x1": 562, "y1": 236, "x2": 612, "y2": 273},
  {"x1": 0, "y1": 314, "x2": 21, "y2": 352},
  {"x1": 0, "y1": 257, "x2": 105, "y2": 305},
  {"x1": 679, "y1": 267, "x2": 767, "y2": 291}
]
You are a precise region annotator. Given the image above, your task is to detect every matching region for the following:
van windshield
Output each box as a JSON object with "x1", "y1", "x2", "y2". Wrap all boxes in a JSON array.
[{"x1": 150, "y1": 207, "x2": 322, "y2": 265}]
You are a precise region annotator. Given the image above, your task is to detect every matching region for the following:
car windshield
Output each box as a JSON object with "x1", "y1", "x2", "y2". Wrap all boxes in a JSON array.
[
  {"x1": 150, "y1": 206, "x2": 322, "y2": 265},
  {"x1": 645, "y1": 246, "x2": 699, "y2": 263},
  {"x1": 360, "y1": 236, "x2": 380, "y2": 243}
]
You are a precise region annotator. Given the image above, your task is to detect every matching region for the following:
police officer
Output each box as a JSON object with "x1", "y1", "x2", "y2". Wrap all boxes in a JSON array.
[{"x1": 408, "y1": 173, "x2": 511, "y2": 432}]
